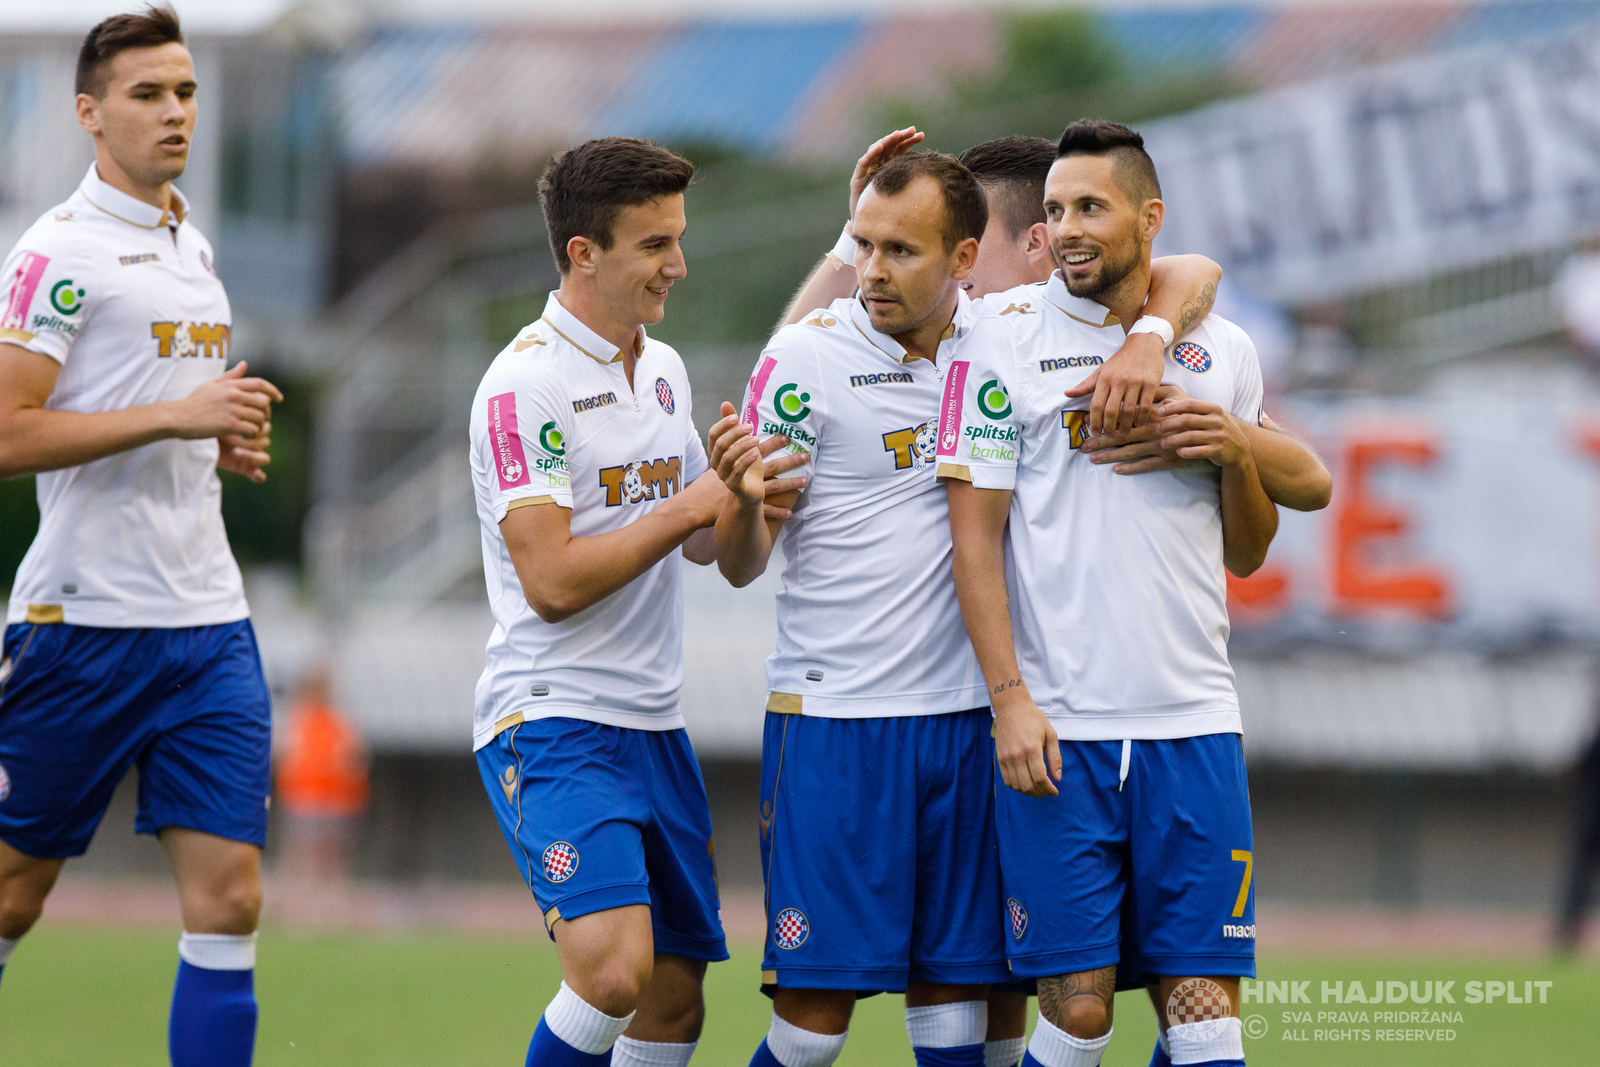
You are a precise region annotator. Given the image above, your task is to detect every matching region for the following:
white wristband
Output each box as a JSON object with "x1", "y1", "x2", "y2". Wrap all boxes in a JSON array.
[
  {"x1": 827, "y1": 223, "x2": 857, "y2": 268},
  {"x1": 1128, "y1": 315, "x2": 1175, "y2": 349}
]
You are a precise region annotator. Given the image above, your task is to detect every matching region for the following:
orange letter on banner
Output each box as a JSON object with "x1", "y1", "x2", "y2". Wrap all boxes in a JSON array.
[
  {"x1": 1228, "y1": 568, "x2": 1290, "y2": 617},
  {"x1": 1332, "y1": 433, "x2": 1451, "y2": 617}
]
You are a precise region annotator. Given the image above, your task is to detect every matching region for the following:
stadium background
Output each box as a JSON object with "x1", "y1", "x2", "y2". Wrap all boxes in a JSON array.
[{"x1": 2, "y1": 0, "x2": 1600, "y2": 1062}]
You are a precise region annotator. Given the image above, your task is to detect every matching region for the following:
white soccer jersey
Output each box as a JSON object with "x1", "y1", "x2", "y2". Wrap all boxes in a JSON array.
[
  {"x1": 741, "y1": 292, "x2": 994, "y2": 717},
  {"x1": 2, "y1": 165, "x2": 245, "y2": 629},
  {"x1": 938, "y1": 273, "x2": 1265, "y2": 740},
  {"x1": 468, "y1": 292, "x2": 710, "y2": 750}
]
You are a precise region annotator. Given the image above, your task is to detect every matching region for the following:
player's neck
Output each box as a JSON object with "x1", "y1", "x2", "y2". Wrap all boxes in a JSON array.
[
  {"x1": 1103, "y1": 260, "x2": 1154, "y2": 335},
  {"x1": 555, "y1": 282, "x2": 643, "y2": 386},
  {"x1": 92, "y1": 150, "x2": 173, "y2": 215},
  {"x1": 892, "y1": 288, "x2": 960, "y2": 364}
]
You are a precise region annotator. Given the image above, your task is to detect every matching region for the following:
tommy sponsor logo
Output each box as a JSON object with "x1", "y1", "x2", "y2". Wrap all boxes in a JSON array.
[
  {"x1": 774, "y1": 908, "x2": 809, "y2": 949},
  {"x1": 655, "y1": 377, "x2": 675, "y2": 414},
  {"x1": 742, "y1": 356, "x2": 778, "y2": 428},
  {"x1": 542, "y1": 841, "x2": 578, "y2": 883},
  {"x1": 849, "y1": 371, "x2": 913, "y2": 387},
  {"x1": 1007, "y1": 898, "x2": 1028, "y2": 939},
  {"x1": 883, "y1": 420, "x2": 938, "y2": 470},
  {"x1": 119, "y1": 252, "x2": 160, "y2": 266},
  {"x1": 488, "y1": 392, "x2": 533, "y2": 490},
  {"x1": 600, "y1": 457, "x2": 683, "y2": 506},
  {"x1": 572, "y1": 391, "x2": 618, "y2": 413},
  {"x1": 1173, "y1": 341, "x2": 1213, "y2": 373},
  {"x1": 1223, "y1": 923, "x2": 1257, "y2": 939},
  {"x1": 152, "y1": 321, "x2": 230, "y2": 358},
  {"x1": 936, "y1": 360, "x2": 970, "y2": 457},
  {"x1": 1040, "y1": 355, "x2": 1103, "y2": 373},
  {"x1": 2, "y1": 253, "x2": 49, "y2": 331},
  {"x1": 1061, "y1": 410, "x2": 1091, "y2": 449}
]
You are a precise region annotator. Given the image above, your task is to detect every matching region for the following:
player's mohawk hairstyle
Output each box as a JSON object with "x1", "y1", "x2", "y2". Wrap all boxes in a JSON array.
[
  {"x1": 539, "y1": 138, "x2": 695, "y2": 274},
  {"x1": 1056, "y1": 118, "x2": 1162, "y2": 204},
  {"x1": 959, "y1": 136, "x2": 1056, "y2": 239},
  {"x1": 76, "y1": 4, "x2": 185, "y2": 99}
]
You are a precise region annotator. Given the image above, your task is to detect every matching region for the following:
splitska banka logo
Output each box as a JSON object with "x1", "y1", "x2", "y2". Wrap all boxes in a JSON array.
[
  {"x1": 599, "y1": 457, "x2": 684, "y2": 506},
  {"x1": 883, "y1": 420, "x2": 938, "y2": 470}
]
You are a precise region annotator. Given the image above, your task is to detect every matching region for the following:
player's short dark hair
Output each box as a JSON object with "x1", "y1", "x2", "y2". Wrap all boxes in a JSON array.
[
  {"x1": 76, "y1": 5, "x2": 185, "y2": 99},
  {"x1": 867, "y1": 152, "x2": 988, "y2": 253},
  {"x1": 959, "y1": 136, "x2": 1056, "y2": 239},
  {"x1": 538, "y1": 137, "x2": 695, "y2": 274},
  {"x1": 1056, "y1": 119, "x2": 1162, "y2": 206}
]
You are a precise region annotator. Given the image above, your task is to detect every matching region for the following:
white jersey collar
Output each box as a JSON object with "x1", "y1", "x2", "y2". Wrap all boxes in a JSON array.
[
  {"x1": 78, "y1": 164, "x2": 189, "y2": 230},
  {"x1": 846, "y1": 287, "x2": 977, "y2": 364},
  {"x1": 1042, "y1": 271, "x2": 1122, "y2": 329},
  {"x1": 540, "y1": 290, "x2": 644, "y2": 365}
]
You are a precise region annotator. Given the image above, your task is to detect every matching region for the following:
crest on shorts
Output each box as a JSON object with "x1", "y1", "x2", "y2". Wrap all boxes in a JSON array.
[
  {"x1": 542, "y1": 841, "x2": 578, "y2": 883},
  {"x1": 0, "y1": 762, "x2": 10, "y2": 803},
  {"x1": 1173, "y1": 342, "x2": 1212, "y2": 373},
  {"x1": 655, "y1": 377, "x2": 675, "y2": 414},
  {"x1": 774, "y1": 908, "x2": 809, "y2": 949},
  {"x1": 1007, "y1": 898, "x2": 1028, "y2": 940}
]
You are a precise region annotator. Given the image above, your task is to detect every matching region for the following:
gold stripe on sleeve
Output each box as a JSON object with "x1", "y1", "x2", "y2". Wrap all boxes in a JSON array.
[
  {"x1": 504, "y1": 496, "x2": 556, "y2": 513},
  {"x1": 935, "y1": 463, "x2": 973, "y2": 482},
  {"x1": 1, "y1": 327, "x2": 36, "y2": 344}
]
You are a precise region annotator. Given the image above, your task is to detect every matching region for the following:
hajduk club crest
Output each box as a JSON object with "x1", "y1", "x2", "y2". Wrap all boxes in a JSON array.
[
  {"x1": 774, "y1": 908, "x2": 809, "y2": 949},
  {"x1": 655, "y1": 377, "x2": 675, "y2": 414},
  {"x1": 542, "y1": 841, "x2": 579, "y2": 883},
  {"x1": 1172, "y1": 342, "x2": 1212, "y2": 373},
  {"x1": 1007, "y1": 898, "x2": 1028, "y2": 940}
]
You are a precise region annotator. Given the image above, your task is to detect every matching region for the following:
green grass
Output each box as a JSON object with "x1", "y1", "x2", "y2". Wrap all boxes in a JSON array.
[{"x1": 1, "y1": 927, "x2": 1595, "y2": 1065}]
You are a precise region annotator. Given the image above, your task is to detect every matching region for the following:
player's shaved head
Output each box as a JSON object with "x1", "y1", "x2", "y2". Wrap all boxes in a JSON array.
[
  {"x1": 540, "y1": 138, "x2": 695, "y2": 274},
  {"x1": 959, "y1": 136, "x2": 1056, "y2": 240},
  {"x1": 868, "y1": 152, "x2": 988, "y2": 253},
  {"x1": 1056, "y1": 119, "x2": 1162, "y2": 208},
  {"x1": 76, "y1": 4, "x2": 185, "y2": 100}
]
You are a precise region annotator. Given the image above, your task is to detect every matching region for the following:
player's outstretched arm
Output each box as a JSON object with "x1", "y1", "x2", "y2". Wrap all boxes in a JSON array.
[
  {"x1": 501, "y1": 472, "x2": 729, "y2": 623},
  {"x1": 1151, "y1": 395, "x2": 1280, "y2": 575},
  {"x1": 0, "y1": 344, "x2": 281, "y2": 479},
  {"x1": 947, "y1": 480, "x2": 1062, "y2": 797},
  {"x1": 1065, "y1": 254, "x2": 1221, "y2": 435},
  {"x1": 707, "y1": 403, "x2": 808, "y2": 586}
]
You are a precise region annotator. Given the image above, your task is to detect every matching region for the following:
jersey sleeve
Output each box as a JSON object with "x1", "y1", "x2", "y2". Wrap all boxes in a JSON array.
[
  {"x1": 477, "y1": 371, "x2": 574, "y2": 521},
  {"x1": 740, "y1": 332, "x2": 821, "y2": 487},
  {"x1": 1227, "y1": 325, "x2": 1266, "y2": 426},
  {"x1": 935, "y1": 346, "x2": 1021, "y2": 491},
  {"x1": 0, "y1": 232, "x2": 98, "y2": 365}
]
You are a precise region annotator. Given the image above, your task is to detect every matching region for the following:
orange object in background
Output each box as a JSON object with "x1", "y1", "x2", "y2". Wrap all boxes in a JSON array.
[
  {"x1": 276, "y1": 674, "x2": 369, "y2": 818},
  {"x1": 1331, "y1": 431, "x2": 1452, "y2": 618}
]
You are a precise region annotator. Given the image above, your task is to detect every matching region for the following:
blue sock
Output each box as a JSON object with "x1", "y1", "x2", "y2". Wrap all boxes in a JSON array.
[
  {"x1": 914, "y1": 1044, "x2": 986, "y2": 1065},
  {"x1": 1149, "y1": 1040, "x2": 1172, "y2": 1066},
  {"x1": 748, "y1": 1038, "x2": 784, "y2": 1067},
  {"x1": 168, "y1": 959, "x2": 257, "y2": 1067},
  {"x1": 1021, "y1": 1052, "x2": 1045, "y2": 1067},
  {"x1": 527, "y1": 1016, "x2": 613, "y2": 1066}
]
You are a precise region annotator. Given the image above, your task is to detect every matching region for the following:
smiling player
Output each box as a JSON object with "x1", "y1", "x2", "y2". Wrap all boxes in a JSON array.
[{"x1": 0, "y1": 8, "x2": 281, "y2": 1065}]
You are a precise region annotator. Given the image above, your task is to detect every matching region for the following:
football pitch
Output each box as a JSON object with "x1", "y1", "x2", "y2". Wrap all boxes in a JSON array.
[{"x1": 0, "y1": 927, "x2": 1593, "y2": 1065}]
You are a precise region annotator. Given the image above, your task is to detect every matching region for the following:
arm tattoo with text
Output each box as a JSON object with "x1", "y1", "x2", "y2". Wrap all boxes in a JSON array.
[
  {"x1": 1176, "y1": 280, "x2": 1216, "y2": 337},
  {"x1": 992, "y1": 677, "x2": 1024, "y2": 697}
]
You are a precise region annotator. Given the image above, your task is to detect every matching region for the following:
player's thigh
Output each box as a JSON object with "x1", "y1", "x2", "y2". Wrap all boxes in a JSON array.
[
  {"x1": 638, "y1": 728, "x2": 727, "y2": 963},
  {"x1": 0, "y1": 837, "x2": 65, "y2": 934},
  {"x1": 760, "y1": 711, "x2": 919, "y2": 994},
  {"x1": 993, "y1": 738, "x2": 1129, "y2": 979},
  {"x1": 160, "y1": 825, "x2": 262, "y2": 934},
  {"x1": 1125, "y1": 734, "x2": 1256, "y2": 985},
  {"x1": 909, "y1": 707, "x2": 1010, "y2": 987},
  {"x1": 0, "y1": 623, "x2": 163, "y2": 858},
  {"x1": 476, "y1": 717, "x2": 652, "y2": 931},
  {"x1": 552, "y1": 902, "x2": 656, "y2": 1004},
  {"x1": 135, "y1": 622, "x2": 272, "y2": 849}
]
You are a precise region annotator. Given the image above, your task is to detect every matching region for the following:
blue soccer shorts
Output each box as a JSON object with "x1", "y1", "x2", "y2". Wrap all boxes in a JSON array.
[
  {"x1": 476, "y1": 716, "x2": 728, "y2": 962},
  {"x1": 995, "y1": 733, "x2": 1256, "y2": 988},
  {"x1": 0, "y1": 620, "x2": 272, "y2": 858},
  {"x1": 759, "y1": 707, "x2": 1010, "y2": 993}
]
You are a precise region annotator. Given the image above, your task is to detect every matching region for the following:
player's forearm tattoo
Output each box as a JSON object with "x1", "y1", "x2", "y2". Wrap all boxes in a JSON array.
[
  {"x1": 1176, "y1": 281, "x2": 1216, "y2": 337},
  {"x1": 992, "y1": 677, "x2": 1024, "y2": 696},
  {"x1": 1038, "y1": 968, "x2": 1117, "y2": 1030}
]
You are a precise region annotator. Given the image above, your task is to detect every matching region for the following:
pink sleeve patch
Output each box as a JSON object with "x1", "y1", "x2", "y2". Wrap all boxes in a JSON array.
[
  {"x1": 936, "y1": 360, "x2": 970, "y2": 457},
  {"x1": 742, "y1": 355, "x2": 777, "y2": 428},
  {"x1": 488, "y1": 391, "x2": 533, "y2": 490},
  {"x1": 2, "y1": 253, "x2": 49, "y2": 332}
]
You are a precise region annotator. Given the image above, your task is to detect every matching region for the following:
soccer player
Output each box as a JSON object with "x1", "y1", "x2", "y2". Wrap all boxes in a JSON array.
[
  {"x1": 941, "y1": 120, "x2": 1281, "y2": 1067},
  {"x1": 467, "y1": 136, "x2": 803, "y2": 1067},
  {"x1": 0, "y1": 8, "x2": 280, "y2": 1066}
]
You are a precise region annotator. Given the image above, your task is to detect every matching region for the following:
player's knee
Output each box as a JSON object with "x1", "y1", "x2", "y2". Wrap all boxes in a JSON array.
[
  {"x1": 583, "y1": 959, "x2": 651, "y2": 1018},
  {"x1": 1050, "y1": 996, "x2": 1111, "y2": 1040},
  {"x1": 190, "y1": 877, "x2": 262, "y2": 935},
  {"x1": 0, "y1": 888, "x2": 47, "y2": 939}
]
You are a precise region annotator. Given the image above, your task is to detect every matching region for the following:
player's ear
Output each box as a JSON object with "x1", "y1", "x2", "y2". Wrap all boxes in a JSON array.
[
  {"x1": 1141, "y1": 199, "x2": 1165, "y2": 245},
  {"x1": 566, "y1": 235, "x2": 600, "y2": 277},
  {"x1": 75, "y1": 93, "x2": 103, "y2": 136},
  {"x1": 1023, "y1": 222, "x2": 1051, "y2": 265},
  {"x1": 950, "y1": 236, "x2": 980, "y2": 282}
]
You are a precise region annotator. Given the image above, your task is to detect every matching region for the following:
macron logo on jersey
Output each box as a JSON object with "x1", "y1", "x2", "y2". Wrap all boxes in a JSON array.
[
  {"x1": 2, "y1": 253, "x2": 48, "y2": 331},
  {"x1": 936, "y1": 360, "x2": 970, "y2": 457},
  {"x1": 488, "y1": 391, "x2": 533, "y2": 490}
]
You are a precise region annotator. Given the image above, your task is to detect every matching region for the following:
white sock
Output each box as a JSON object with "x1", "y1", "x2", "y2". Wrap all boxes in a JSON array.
[
  {"x1": 1026, "y1": 1015, "x2": 1113, "y2": 1067},
  {"x1": 765, "y1": 1012, "x2": 848, "y2": 1067},
  {"x1": 1167, "y1": 1018, "x2": 1243, "y2": 1064},
  {"x1": 544, "y1": 981, "x2": 635, "y2": 1055},
  {"x1": 985, "y1": 1036, "x2": 1028, "y2": 1067},
  {"x1": 0, "y1": 934, "x2": 19, "y2": 966},
  {"x1": 611, "y1": 1035, "x2": 697, "y2": 1065},
  {"x1": 177, "y1": 931, "x2": 256, "y2": 970},
  {"x1": 906, "y1": 1000, "x2": 987, "y2": 1048}
]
